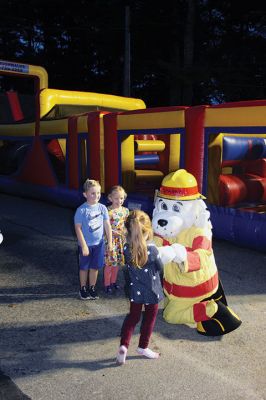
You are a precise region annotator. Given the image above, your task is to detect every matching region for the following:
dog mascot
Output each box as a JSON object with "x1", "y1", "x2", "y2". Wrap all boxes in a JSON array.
[{"x1": 152, "y1": 169, "x2": 241, "y2": 336}]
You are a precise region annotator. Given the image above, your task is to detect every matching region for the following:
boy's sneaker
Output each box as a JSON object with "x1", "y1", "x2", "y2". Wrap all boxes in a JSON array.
[
  {"x1": 89, "y1": 285, "x2": 99, "y2": 300},
  {"x1": 79, "y1": 286, "x2": 91, "y2": 300}
]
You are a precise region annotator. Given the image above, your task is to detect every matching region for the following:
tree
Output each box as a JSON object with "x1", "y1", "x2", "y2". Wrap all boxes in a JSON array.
[{"x1": 0, "y1": 0, "x2": 265, "y2": 106}]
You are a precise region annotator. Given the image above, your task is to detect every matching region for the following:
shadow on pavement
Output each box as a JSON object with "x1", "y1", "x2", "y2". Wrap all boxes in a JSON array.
[{"x1": 0, "y1": 370, "x2": 31, "y2": 400}]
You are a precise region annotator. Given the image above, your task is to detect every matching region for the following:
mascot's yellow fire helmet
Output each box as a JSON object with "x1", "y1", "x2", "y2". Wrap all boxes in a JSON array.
[{"x1": 158, "y1": 169, "x2": 206, "y2": 200}]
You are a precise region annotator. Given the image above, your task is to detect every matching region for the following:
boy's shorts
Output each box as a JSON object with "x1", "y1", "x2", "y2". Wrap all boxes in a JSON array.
[{"x1": 79, "y1": 240, "x2": 105, "y2": 271}]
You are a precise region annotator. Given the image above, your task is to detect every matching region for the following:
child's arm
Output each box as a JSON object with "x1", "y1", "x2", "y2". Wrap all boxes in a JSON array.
[
  {"x1": 74, "y1": 223, "x2": 89, "y2": 256},
  {"x1": 156, "y1": 256, "x2": 164, "y2": 272},
  {"x1": 153, "y1": 246, "x2": 164, "y2": 272},
  {"x1": 104, "y1": 220, "x2": 113, "y2": 252}
]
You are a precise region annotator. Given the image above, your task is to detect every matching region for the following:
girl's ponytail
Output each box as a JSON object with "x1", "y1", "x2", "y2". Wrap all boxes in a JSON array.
[{"x1": 125, "y1": 210, "x2": 153, "y2": 268}]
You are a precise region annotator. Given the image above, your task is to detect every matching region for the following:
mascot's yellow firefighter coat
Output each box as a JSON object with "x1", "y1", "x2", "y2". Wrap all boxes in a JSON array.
[
  {"x1": 152, "y1": 169, "x2": 241, "y2": 336},
  {"x1": 154, "y1": 227, "x2": 219, "y2": 324}
]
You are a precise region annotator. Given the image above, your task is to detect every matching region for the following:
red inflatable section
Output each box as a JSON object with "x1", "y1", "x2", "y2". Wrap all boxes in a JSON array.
[
  {"x1": 16, "y1": 137, "x2": 57, "y2": 187},
  {"x1": 47, "y1": 139, "x2": 65, "y2": 162},
  {"x1": 185, "y1": 105, "x2": 207, "y2": 193},
  {"x1": 244, "y1": 158, "x2": 266, "y2": 177},
  {"x1": 219, "y1": 175, "x2": 247, "y2": 206},
  {"x1": 6, "y1": 91, "x2": 24, "y2": 122},
  {"x1": 219, "y1": 173, "x2": 266, "y2": 205},
  {"x1": 242, "y1": 174, "x2": 266, "y2": 202}
]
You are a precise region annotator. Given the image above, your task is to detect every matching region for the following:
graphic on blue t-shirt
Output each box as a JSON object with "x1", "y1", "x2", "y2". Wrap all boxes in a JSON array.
[
  {"x1": 74, "y1": 202, "x2": 109, "y2": 246},
  {"x1": 86, "y1": 211, "x2": 102, "y2": 232}
]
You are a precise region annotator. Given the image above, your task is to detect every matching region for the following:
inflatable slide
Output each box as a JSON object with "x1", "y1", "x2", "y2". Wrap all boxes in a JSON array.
[{"x1": 0, "y1": 60, "x2": 146, "y2": 205}]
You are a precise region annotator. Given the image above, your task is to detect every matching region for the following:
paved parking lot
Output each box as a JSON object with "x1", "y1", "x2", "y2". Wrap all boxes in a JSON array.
[{"x1": 0, "y1": 193, "x2": 266, "y2": 400}]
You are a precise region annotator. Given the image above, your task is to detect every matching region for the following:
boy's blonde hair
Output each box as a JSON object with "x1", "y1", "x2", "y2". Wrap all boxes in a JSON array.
[
  {"x1": 108, "y1": 185, "x2": 127, "y2": 200},
  {"x1": 125, "y1": 210, "x2": 153, "y2": 268},
  {"x1": 83, "y1": 179, "x2": 101, "y2": 193}
]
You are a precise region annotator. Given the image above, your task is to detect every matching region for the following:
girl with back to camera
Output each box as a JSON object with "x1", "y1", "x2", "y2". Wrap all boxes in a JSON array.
[{"x1": 116, "y1": 210, "x2": 164, "y2": 365}]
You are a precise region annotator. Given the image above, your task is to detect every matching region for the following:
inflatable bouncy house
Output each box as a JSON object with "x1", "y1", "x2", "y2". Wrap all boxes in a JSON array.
[
  {"x1": 103, "y1": 106, "x2": 187, "y2": 211},
  {"x1": 102, "y1": 102, "x2": 266, "y2": 252},
  {"x1": 0, "y1": 60, "x2": 145, "y2": 206},
  {"x1": 0, "y1": 60, "x2": 265, "y2": 252},
  {"x1": 184, "y1": 102, "x2": 266, "y2": 252}
]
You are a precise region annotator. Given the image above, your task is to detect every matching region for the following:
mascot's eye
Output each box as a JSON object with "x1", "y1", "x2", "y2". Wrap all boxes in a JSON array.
[
  {"x1": 172, "y1": 204, "x2": 180, "y2": 212},
  {"x1": 161, "y1": 202, "x2": 168, "y2": 211}
]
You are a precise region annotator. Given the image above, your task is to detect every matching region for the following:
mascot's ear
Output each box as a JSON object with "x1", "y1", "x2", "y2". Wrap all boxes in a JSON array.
[
  {"x1": 153, "y1": 189, "x2": 159, "y2": 204},
  {"x1": 152, "y1": 190, "x2": 160, "y2": 216},
  {"x1": 194, "y1": 200, "x2": 212, "y2": 230}
]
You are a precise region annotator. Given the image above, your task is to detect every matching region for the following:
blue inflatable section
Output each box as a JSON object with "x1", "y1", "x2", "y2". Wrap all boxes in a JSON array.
[
  {"x1": 223, "y1": 137, "x2": 266, "y2": 161},
  {"x1": 0, "y1": 176, "x2": 84, "y2": 208},
  {"x1": 0, "y1": 176, "x2": 154, "y2": 214},
  {"x1": 134, "y1": 154, "x2": 160, "y2": 165},
  {"x1": 208, "y1": 204, "x2": 266, "y2": 252}
]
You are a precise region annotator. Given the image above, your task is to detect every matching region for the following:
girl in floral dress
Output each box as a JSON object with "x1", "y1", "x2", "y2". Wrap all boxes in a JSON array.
[{"x1": 104, "y1": 186, "x2": 129, "y2": 294}]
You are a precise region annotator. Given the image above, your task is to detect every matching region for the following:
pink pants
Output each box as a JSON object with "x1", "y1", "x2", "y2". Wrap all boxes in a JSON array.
[
  {"x1": 104, "y1": 265, "x2": 119, "y2": 286},
  {"x1": 120, "y1": 302, "x2": 159, "y2": 349}
]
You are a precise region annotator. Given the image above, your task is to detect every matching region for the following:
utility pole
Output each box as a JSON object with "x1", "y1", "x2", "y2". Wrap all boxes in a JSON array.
[{"x1": 123, "y1": 5, "x2": 131, "y2": 97}]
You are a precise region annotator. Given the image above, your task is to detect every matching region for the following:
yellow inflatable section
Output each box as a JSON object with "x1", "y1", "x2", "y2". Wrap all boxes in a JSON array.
[
  {"x1": 0, "y1": 59, "x2": 48, "y2": 89},
  {"x1": 40, "y1": 88, "x2": 146, "y2": 118},
  {"x1": 0, "y1": 59, "x2": 146, "y2": 135}
]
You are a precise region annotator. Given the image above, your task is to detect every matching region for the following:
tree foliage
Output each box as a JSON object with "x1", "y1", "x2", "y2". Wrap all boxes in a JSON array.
[{"x1": 0, "y1": 0, "x2": 265, "y2": 107}]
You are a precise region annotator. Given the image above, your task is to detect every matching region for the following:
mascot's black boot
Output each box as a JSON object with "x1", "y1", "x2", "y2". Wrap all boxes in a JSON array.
[
  {"x1": 203, "y1": 279, "x2": 228, "y2": 306},
  {"x1": 197, "y1": 300, "x2": 242, "y2": 336}
]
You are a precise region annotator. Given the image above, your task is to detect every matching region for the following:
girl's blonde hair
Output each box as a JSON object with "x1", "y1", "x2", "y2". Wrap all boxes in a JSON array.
[
  {"x1": 108, "y1": 185, "x2": 127, "y2": 200},
  {"x1": 83, "y1": 179, "x2": 101, "y2": 193},
  {"x1": 125, "y1": 210, "x2": 153, "y2": 268}
]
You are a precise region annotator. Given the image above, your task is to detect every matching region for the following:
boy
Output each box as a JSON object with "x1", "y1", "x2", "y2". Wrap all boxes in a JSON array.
[{"x1": 74, "y1": 179, "x2": 112, "y2": 300}]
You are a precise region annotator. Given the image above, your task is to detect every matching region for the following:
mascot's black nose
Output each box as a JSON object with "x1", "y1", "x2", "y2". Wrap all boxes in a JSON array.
[{"x1": 158, "y1": 219, "x2": 168, "y2": 227}]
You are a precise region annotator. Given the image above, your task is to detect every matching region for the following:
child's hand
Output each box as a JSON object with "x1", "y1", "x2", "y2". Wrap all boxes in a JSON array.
[
  {"x1": 108, "y1": 243, "x2": 113, "y2": 253},
  {"x1": 82, "y1": 245, "x2": 89, "y2": 256}
]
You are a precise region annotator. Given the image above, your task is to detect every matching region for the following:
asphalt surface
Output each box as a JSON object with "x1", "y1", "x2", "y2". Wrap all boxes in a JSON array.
[{"x1": 0, "y1": 192, "x2": 266, "y2": 400}]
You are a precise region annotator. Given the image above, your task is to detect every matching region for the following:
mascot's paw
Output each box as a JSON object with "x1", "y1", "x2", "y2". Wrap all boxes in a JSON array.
[
  {"x1": 158, "y1": 246, "x2": 176, "y2": 265},
  {"x1": 196, "y1": 301, "x2": 242, "y2": 336},
  {"x1": 171, "y1": 243, "x2": 187, "y2": 268}
]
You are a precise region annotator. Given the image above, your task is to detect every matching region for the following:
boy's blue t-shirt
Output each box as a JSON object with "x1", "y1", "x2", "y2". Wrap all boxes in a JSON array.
[{"x1": 74, "y1": 202, "x2": 109, "y2": 246}]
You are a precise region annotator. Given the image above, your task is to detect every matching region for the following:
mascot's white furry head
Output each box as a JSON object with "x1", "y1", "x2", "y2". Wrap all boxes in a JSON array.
[{"x1": 152, "y1": 169, "x2": 211, "y2": 238}]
